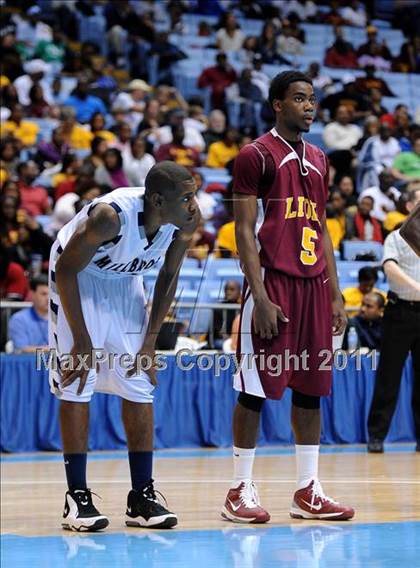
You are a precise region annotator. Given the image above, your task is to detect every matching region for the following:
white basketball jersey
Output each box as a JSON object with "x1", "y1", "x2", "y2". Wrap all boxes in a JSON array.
[{"x1": 56, "y1": 187, "x2": 178, "y2": 278}]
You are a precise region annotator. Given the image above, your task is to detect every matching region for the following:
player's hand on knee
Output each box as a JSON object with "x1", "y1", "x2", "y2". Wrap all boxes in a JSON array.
[
  {"x1": 332, "y1": 298, "x2": 347, "y2": 336},
  {"x1": 60, "y1": 339, "x2": 94, "y2": 395},
  {"x1": 126, "y1": 347, "x2": 158, "y2": 385},
  {"x1": 253, "y1": 297, "x2": 288, "y2": 339}
]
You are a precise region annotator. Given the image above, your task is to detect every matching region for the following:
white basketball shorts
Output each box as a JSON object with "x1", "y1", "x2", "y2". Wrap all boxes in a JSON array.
[{"x1": 48, "y1": 241, "x2": 154, "y2": 403}]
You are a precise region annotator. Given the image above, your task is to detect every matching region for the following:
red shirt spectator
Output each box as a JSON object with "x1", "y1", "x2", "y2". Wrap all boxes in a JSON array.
[
  {"x1": 155, "y1": 125, "x2": 201, "y2": 168},
  {"x1": 17, "y1": 160, "x2": 51, "y2": 216},
  {"x1": 0, "y1": 259, "x2": 29, "y2": 300},
  {"x1": 197, "y1": 52, "x2": 237, "y2": 110}
]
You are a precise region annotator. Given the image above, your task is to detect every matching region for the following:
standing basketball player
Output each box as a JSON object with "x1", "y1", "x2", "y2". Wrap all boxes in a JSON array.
[
  {"x1": 49, "y1": 161, "x2": 199, "y2": 531},
  {"x1": 221, "y1": 71, "x2": 355, "y2": 522}
]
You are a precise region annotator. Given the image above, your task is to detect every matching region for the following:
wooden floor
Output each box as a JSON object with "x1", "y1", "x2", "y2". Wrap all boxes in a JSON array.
[{"x1": 2, "y1": 446, "x2": 420, "y2": 536}]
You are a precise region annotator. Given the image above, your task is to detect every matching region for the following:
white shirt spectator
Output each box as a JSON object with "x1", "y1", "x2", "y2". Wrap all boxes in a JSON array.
[
  {"x1": 14, "y1": 60, "x2": 54, "y2": 106},
  {"x1": 15, "y1": 16, "x2": 52, "y2": 49},
  {"x1": 112, "y1": 92, "x2": 144, "y2": 130},
  {"x1": 359, "y1": 185, "x2": 400, "y2": 222},
  {"x1": 122, "y1": 149, "x2": 155, "y2": 186},
  {"x1": 216, "y1": 29, "x2": 245, "y2": 52},
  {"x1": 323, "y1": 121, "x2": 363, "y2": 150},
  {"x1": 152, "y1": 124, "x2": 206, "y2": 152},
  {"x1": 282, "y1": 0, "x2": 317, "y2": 19},
  {"x1": 371, "y1": 136, "x2": 401, "y2": 169},
  {"x1": 277, "y1": 34, "x2": 304, "y2": 55},
  {"x1": 251, "y1": 69, "x2": 270, "y2": 99},
  {"x1": 340, "y1": 2, "x2": 367, "y2": 27}
]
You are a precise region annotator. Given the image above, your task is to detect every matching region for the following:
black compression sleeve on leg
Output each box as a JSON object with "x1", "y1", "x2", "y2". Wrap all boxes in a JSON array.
[
  {"x1": 237, "y1": 392, "x2": 265, "y2": 412},
  {"x1": 292, "y1": 390, "x2": 320, "y2": 410}
]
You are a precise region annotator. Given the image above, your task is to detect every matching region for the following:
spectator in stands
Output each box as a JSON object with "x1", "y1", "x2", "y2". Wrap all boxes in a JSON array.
[
  {"x1": 207, "y1": 128, "x2": 239, "y2": 169},
  {"x1": 342, "y1": 292, "x2": 384, "y2": 350},
  {"x1": 251, "y1": 54, "x2": 271, "y2": 100},
  {"x1": 324, "y1": 26, "x2": 358, "y2": 68},
  {"x1": 15, "y1": 5, "x2": 52, "y2": 54},
  {"x1": 216, "y1": 11, "x2": 244, "y2": 52},
  {"x1": 88, "y1": 112, "x2": 116, "y2": 144},
  {"x1": 110, "y1": 122, "x2": 132, "y2": 154},
  {"x1": 325, "y1": 188, "x2": 352, "y2": 250},
  {"x1": 340, "y1": 0, "x2": 367, "y2": 27},
  {"x1": 83, "y1": 137, "x2": 107, "y2": 171},
  {"x1": 52, "y1": 153, "x2": 81, "y2": 190},
  {"x1": 203, "y1": 110, "x2": 226, "y2": 150},
  {"x1": 2, "y1": 104, "x2": 39, "y2": 148},
  {"x1": 323, "y1": 106, "x2": 363, "y2": 151},
  {"x1": 216, "y1": 220, "x2": 237, "y2": 258},
  {"x1": 16, "y1": 161, "x2": 51, "y2": 216},
  {"x1": 0, "y1": 245, "x2": 29, "y2": 300},
  {"x1": 359, "y1": 169, "x2": 401, "y2": 222},
  {"x1": 155, "y1": 125, "x2": 201, "y2": 168},
  {"x1": 277, "y1": 18, "x2": 304, "y2": 55},
  {"x1": 320, "y1": 75, "x2": 369, "y2": 123},
  {"x1": 51, "y1": 183, "x2": 103, "y2": 234},
  {"x1": 65, "y1": 78, "x2": 107, "y2": 124},
  {"x1": 8, "y1": 275, "x2": 49, "y2": 353},
  {"x1": 54, "y1": 163, "x2": 96, "y2": 201},
  {"x1": 346, "y1": 196, "x2": 384, "y2": 243},
  {"x1": 36, "y1": 126, "x2": 70, "y2": 167},
  {"x1": 382, "y1": 187, "x2": 420, "y2": 234},
  {"x1": 60, "y1": 107, "x2": 92, "y2": 151},
  {"x1": 354, "y1": 115, "x2": 380, "y2": 153},
  {"x1": 1, "y1": 30, "x2": 24, "y2": 82},
  {"x1": 343, "y1": 266, "x2": 383, "y2": 316},
  {"x1": 155, "y1": 85, "x2": 188, "y2": 115},
  {"x1": 27, "y1": 83, "x2": 51, "y2": 118},
  {"x1": 306, "y1": 62, "x2": 333, "y2": 100},
  {"x1": 367, "y1": 189, "x2": 420, "y2": 454},
  {"x1": 256, "y1": 21, "x2": 292, "y2": 65},
  {"x1": 136, "y1": 99, "x2": 162, "y2": 138},
  {"x1": 354, "y1": 65, "x2": 394, "y2": 97},
  {"x1": 14, "y1": 59, "x2": 53, "y2": 107},
  {"x1": 123, "y1": 137, "x2": 155, "y2": 186},
  {"x1": 322, "y1": 1, "x2": 346, "y2": 26},
  {"x1": 94, "y1": 148, "x2": 137, "y2": 188},
  {"x1": 337, "y1": 175, "x2": 358, "y2": 207},
  {"x1": 148, "y1": 32, "x2": 187, "y2": 85},
  {"x1": 1, "y1": 180, "x2": 20, "y2": 201},
  {"x1": 391, "y1": 137, "x2": 420, "y2": 182},
  {"x1": 234, "y1": 0, "x2": 267, "y2": 19},
  {"x1": 357, "y1": 26, "x2": 392, "y2": 63},
  {"x1": 0, "y1": 140, "x2": 20, "y2": 178},
  {"x1": 357, "y1": 124, "x2": 401, "y2": 191},
  {"x1": 153, "y1": 109, "x2": 205, "y2": 153},
  {"x1": 283, "y1": 0, "x2": 318, "y2": 21},
  {"x1": 33, "y1": 26, "x2": 67, "y2": 66},
  {"x1": 197, "y1": 52, "x2": 238, "y2": 111},
  {"x1": 367, "y1": 88, "x2": 388, "y2": 119},
  {"x1": 113, "y1": 79, "x2": 152, "y2": 131},
  {"x1": 186, "y1": 219, "x2": 216, "y2": 261},
  {"x1": 209, "y1": 280, "x2": 242, "y2": 349},
  {"x1": 394, "y1": 34, "x2": 420, "y2": 73},
  {"x1": 240, "y1": 36, "x2": 258, "y2": 65}
]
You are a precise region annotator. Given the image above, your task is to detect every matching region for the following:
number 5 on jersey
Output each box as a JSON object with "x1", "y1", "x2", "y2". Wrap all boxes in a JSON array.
[{"x1": 300, "y1": 227, "x2": 318, "y2": 265}]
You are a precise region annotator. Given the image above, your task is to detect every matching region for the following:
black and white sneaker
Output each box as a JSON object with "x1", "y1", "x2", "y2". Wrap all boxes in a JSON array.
[
  {"x1": 125, "y1": 480, "x2": 178, "y2": 529},
  {"x1": 62, "y1": 489, "x2": 109, "y2": 532}
]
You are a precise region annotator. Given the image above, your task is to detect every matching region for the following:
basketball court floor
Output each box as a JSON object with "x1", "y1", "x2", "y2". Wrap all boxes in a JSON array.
[{"x1": 2, "y1": 445, "x2": 419, "y2": 567}]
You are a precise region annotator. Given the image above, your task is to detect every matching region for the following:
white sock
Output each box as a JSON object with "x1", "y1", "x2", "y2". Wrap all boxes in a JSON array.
[
  {"x1": 295, "y1": 444, "x2": 319, "y2": 489},
  {"x1": 232, "y1": 446, "x2": 256, "y2": 487}
]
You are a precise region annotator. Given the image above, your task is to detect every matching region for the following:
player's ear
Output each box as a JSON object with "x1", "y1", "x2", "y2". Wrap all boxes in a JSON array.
[
  {"x1": 150, "y1": 192, "x2": 164, "y2": 208},
  {"x1": 272, "y1": 99, "x2": 282, "y2": 113}
]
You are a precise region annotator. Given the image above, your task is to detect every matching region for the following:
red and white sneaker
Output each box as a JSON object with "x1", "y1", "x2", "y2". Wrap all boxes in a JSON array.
[
  {"x1": 290, "y1": 479, "x2": 355, "y2": 521},
  {"x1": 221, "y1": 481, "x2": 270, "y2": 524}
]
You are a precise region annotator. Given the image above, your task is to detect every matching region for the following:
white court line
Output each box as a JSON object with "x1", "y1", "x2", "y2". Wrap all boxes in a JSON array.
[{"x1": 2, "y1": 479, "x2": 420, "y2": 486}]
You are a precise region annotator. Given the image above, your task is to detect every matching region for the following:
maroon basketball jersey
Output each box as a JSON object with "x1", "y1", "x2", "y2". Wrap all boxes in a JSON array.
[{"x1": 233, "y1": 128, "x2": 329, "y2": 278}]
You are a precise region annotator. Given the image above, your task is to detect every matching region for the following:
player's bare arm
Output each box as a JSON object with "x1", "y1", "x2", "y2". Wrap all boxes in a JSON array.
[
  {"x1": 127, "y1": 209, "x2": 201, "y2": 383},
  {"x1": 55, "y1": 204, "x2": 121, "y2": 394},
  {"x1": 321, "y1": 214, "x2": 347, "y2": 335},
  {"x1": 233, "y1": 192, "x2": 288, "y2": 340}
]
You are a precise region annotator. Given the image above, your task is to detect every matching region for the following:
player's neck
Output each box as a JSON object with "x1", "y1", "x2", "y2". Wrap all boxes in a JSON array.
[
  {"x1": 274, "y1": 123, "x2": 302, "y2": 143},
  {"x1": 143, "y1": 197, "x2": 163, "y2": 239}
]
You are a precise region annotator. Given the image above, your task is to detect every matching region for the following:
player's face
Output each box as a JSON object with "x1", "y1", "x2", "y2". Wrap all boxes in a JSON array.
[
  {"x1": 166, "y1": 180, "x2": 198, "y2": 228},
  {"x1": 274, "y1": 82, "x2": 316, "y2": 133}
]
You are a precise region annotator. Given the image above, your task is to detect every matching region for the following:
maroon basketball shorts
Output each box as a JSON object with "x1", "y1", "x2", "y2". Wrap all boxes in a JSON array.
[{"x1": 233, "y1": 268, "x2": 333, "y2": 400}]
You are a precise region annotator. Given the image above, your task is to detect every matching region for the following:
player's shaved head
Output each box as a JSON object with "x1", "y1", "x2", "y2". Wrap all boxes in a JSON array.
[
  {"x1": 144, "y1": 161, "x2": 194, "y2": 199},
  {"x1": 268, "y1": 71, "x2": 312, "y2": 106}
]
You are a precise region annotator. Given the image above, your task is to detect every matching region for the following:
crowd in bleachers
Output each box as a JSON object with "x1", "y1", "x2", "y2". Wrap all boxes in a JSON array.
[{"x1": 1, "y1": 0, "x2": 419, "y2": 351}]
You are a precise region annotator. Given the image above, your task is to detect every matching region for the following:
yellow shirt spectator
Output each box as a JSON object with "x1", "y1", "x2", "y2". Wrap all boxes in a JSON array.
[
  {"x1": 68, "y1": 125, "x2": 93, "y2": 150},
  {"x1": 206, "y1": 138, "x2": 239, "y2": 168},
  {"x1": 343, "y1": 286, "x2": 385, "y2": 317},
  {"x1": 326, "y1": 218, "x2": 345, "y2": 250},
  {"x1": 383, "y1": 210, "x2": 407, "y2": 232},
  {"x1": 88, "y1": 129, "x2": 116, "y2": 144},
  {"x1": 216, "y1": 221, "x2": 237, "y2": 257},
  {"x1": 2, "y1": 120, "x2": 39, "y2": 147}
]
